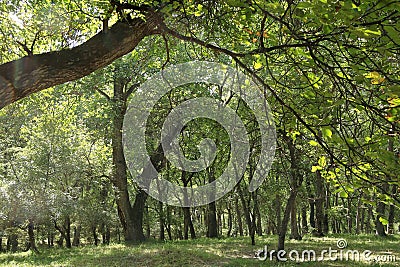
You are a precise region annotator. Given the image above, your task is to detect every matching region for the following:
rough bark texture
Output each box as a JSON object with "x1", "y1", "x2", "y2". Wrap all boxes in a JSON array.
[
  {"x1": 27, "y1": 220, "x2": 39, "y2": 253},
  {"x1": 0, "y1": 13, "x2": 160, "y2": 109},
  {"x1": 112, "y1": 77, "x2": 147, "y2": 242}
]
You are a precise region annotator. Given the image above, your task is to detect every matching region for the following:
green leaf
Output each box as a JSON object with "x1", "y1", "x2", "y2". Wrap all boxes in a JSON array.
[
  {"x1": 225, "y1": 0, "x2": 248, "y2": 7},
  {"x1": 322, "y1": 128, "x2": 332, "y2": 139},
  {"x1": 297, "y1": 2, "x2": 312, "y2": 9},
  {"x1": 311, "y1": 165, "x2": 322, "y2": 172},
  {"x1": 339, "y1": 190, "x2": 348, "y2": 198},
  {"x1": 309, "y1": 140, "x2": 318, "y2": 146},
  {"x1": 254, "y1": 62, "x2": 262, "y2": 70},
  {"x1": 379, "y1": 217, "x2": 389, "y2": 225},
  {"x1": 318, "y1": 156, "x2": 326, "y2": 167}
]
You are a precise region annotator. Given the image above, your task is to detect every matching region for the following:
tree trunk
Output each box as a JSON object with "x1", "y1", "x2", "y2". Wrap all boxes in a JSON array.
[
  {"x1": 92, "y1": 226, "x2": 99, "y2": 246},
  {"x1": 207, "y1": 201, "x2": 218, "y2": 238},
  {"x1": 111, "y1": 77, "x2": 147, "y2": 242},
  {"x1": 159, "y1": 201, "x2": 165, "y2": 241},
  {"x1": 0, "y1": 12, "x2": 160, "y2": 109},
  {"x1": 27, "y1": 221, "x2": 39, "y2": 253},
  {"x1": 314, "y1": 170, "x2": 325, "y2": 236},
  {"x1": 166, "y1": 206, "x2": 173, "y2": 240},
  {"x1": 252, "y1": 191, "x2": 263, "y2": 236},
  {"x1": 53, "y1": 217, "x2": 71, "y2": 248},
  {"x1": 227, "y1": 204, "x2": 233, "y2": 237},
  {"x1": 366, "y1": 205, "x2": 373, "y2": 234},
  {"x1": 207, "y1": 168, "x2": 218, "y2": 238},
  {"x1": 376, "y1": 193, "x2": 388, "y2": 236},
  {"x1": 347, "y1": 198, "x2": 353, "y2": 234},
  {"x1": 235, "y1": 198, "x2": 243, "y2": 236},
  {"x1": 309, "y1": 196, "x2": 315, "y2": 229},
  {"x1": 289, "y1": 200, "x2": 301, "y2": 240},
  {"x1": 376, "y1": 126, "x2": 395, "y2": 236},
  {"x1": 237, "y1": 184, "x2": 254, "y2": 244},
  {"x1": 64, "y1": 217, "x2": 72, "y2": 248},
  {"x1": 278, "y1": 189, "x2": 297, "y2": 251},
  {"x1": 355, "y1": 194, "x2": 362, "y2": 234},
  {"x1": 277, "y1": 135, "x2": 304, "y2": 252},
  {"x1": 9, "y1": 234, "x2": 18, "y2": 253},
  {"x1": 301, "y1": 206, "x2": 308, "y2": 234},
  {"x1": 72, "y1": 225, "x2": 81, "y2": 247},
  {"x1": 388, "y1": 185, "x2": 397, "y2": 234}
]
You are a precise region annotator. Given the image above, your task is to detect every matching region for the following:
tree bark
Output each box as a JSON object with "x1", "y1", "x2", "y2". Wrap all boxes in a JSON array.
[
  {"x1": 278, "y1": 189, "x2": 297, "y2": 251},
  {"x1": 227, "y1": 203, "x2": 233, "y2": 237},
  {"x1": 314, "y1": 170, "x2": 325, "y2": 236},
  {"x1": 388, "y1": 185, "x2": 397, "y2": 234},
  {"x1": 183, "y1": 207, "x2": 196, "y2": 239},
  {"x1": 27, "y1": 220, "x2": 39, "y2": 253},
  {"x1": 158, "y1": 201, "x2": 165, "y2": 241},
  {"x1": 92, "y1": 226, "x2": 99, "y2": 246},
  {"x1": 207, "y1": 201, "x2": 218, "y2": 238},
  {"x1": 235, "y1": 198, "x2": 243, "y2": 236},
  {"x1": 289, "y1": 200, "x2": 302, "y2": 240},
  {"x1": 301, "y1": 206, "x2": 308, "y2": 234},
  {"x1": 207, "y1": 169, "x2": 218, "y2": 238},
  {"x1": 0, "y1": 13, "x2": 160, "y2": 109},
  {"x1": 72, "y1": 225, "x2": 81, "y2": 247}
]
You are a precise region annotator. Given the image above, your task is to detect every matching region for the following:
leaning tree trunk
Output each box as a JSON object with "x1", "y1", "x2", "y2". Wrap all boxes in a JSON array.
[
  {"x1": 0, "y1": 11, "x2": 160, "y2": 109},
  {"x1": 278, "y1": 189, "x2": 298, "y2": 251}
]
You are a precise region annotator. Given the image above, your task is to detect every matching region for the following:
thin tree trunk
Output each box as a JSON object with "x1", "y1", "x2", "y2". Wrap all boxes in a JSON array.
[
  {"x1": 289, "y1": 200, "x2": 301, "y2": 240},
  {"x1": 166, "y1": 206, "x2": 173, "y2": 240},
  {"x1": 235, "y1": 198, "x2": 243, "y2": 236},
  {"x1": 72, "y1": 225, "x2": 81, "y2": 247},
  {"x1": 92, "y1": 226, "x2": 99, "y2": 246},
  {"x1": 207, "y1": 201, "x2": 218, "y2": 238},
  {"x1": 207, "y1": 169, "x2": 218, "y2": 238},
  {"x1": 159, "y1": 201, "x2": 165, "y2": 241},
  {"x1": 309, "y1": 197, "x2": 315, "y2": 229},
  {"x1": 237, "y1": 184, "x2": 254, "y2": 244},
  {"x1": 356, "y1": 194, "x2": 362, "y2": 234},
  {"x1": 347, "y1": 198, "x2": 353, "y2": 234},
  {"x1": 227, "y1": 204, "x2": 233, "y2": 237},
  {"x1": 252, "y1": 191, "x2": 262, "y2": 236},
  {"x1": 314, "y1": 170, "x2": 325, "y2": 236},
  {"x1": 301, "y1": 206, "x2": 308, "y2": 234},
  {"x1": 278, "y1": 189, "x2": 298, "y2": 251},
  {"x1": 388, "y1": 185, "x2": 397, "y2": 234}
]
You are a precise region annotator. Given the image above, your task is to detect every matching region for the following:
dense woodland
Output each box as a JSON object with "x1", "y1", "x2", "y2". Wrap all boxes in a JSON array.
[{"x1": 0, "y1": 0, "x2": 399, "y2": 258}]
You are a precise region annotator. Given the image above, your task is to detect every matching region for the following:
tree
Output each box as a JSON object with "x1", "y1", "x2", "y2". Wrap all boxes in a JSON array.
[{"x1": 1, "y1": 0, "x2": 399, "y2": 252}]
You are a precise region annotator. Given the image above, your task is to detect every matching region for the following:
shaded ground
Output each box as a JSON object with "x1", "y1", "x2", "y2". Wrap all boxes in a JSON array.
[{"x1": 0, "y1": 234, "x2": 398, "y2": 266}]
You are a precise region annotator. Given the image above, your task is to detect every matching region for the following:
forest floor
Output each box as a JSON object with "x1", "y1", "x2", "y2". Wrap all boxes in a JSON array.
[{"x1": 0, "y1": 234, "x2": 398, "y2": 266}]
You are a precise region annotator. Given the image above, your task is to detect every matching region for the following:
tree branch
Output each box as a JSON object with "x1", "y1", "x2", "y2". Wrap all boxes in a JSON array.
[{"x1": 0, "y1": 11, "x2": 162, "y2": 109}]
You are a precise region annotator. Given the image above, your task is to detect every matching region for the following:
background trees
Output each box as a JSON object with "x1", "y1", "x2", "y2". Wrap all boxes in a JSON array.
[{"x1": 0, "y1": 0, "x2": 399, "y2": 255}]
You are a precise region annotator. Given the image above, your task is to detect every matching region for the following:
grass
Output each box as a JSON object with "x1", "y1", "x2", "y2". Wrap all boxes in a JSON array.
[{"x1": 0, "y1": 234, "x2": 399, "y2": 266}]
